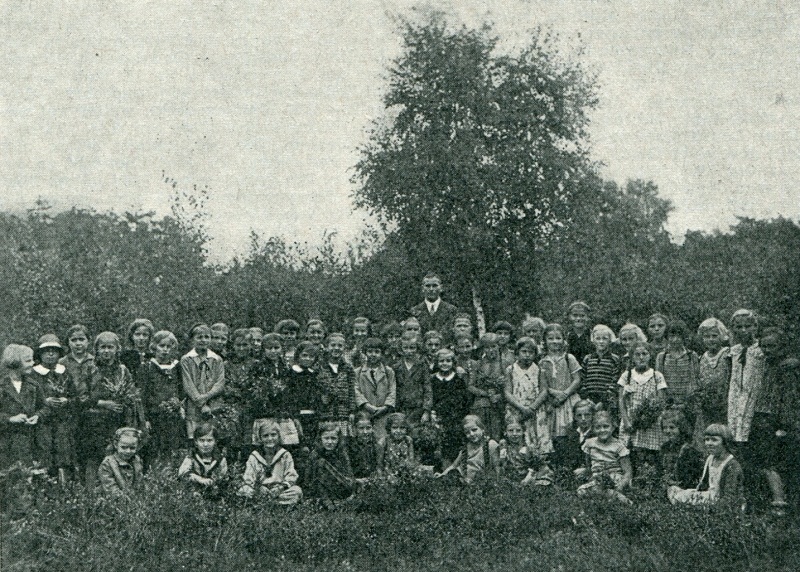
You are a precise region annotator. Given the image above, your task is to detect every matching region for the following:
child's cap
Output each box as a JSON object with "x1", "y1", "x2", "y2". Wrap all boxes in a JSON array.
[
  {"x1": 363, "y1": 337, "x2": 384, "y2": 352},
  {"x1": 36, "y1": 333, "x2": 64, "y2": 352},
  {"x1": 127, "y1": 319, "x2": 155, "y2": 341}
]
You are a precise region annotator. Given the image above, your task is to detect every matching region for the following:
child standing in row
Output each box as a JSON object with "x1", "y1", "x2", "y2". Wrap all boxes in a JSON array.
[
  {"x1": 619, "y1": 341, "x2": 667, "y2": 467},
  {"x1": 581, "y1": 325, "x2": 621, "y2": 414},
  {"x1": 647, "y1": 313, "x2": 669, "y2": 358},
  {"x1": 120, "y1": 319, "x2": 154, "y2": 381},
  {"x1": 354, "y1": 339, "x2": 396, "y2": 440},
  {"x1": 540, "y1": 324, "x2": 582, "y2": 465},
  {"x1": 59, "y1": 324, "x2": 94, "y2": 395},
  {"x1": 0, "y1": 344, "x2": 45, "y2": 471},
  {"x1": 317, "y1": 333, "x2": 356, "y2": 444},
  {"x1": 468, "y1": 334, "x2": 506, "y2": 441},
  {"x1": 275, "y1": 319, "x2": 300, "y2": 367},
  {"x1": 141, "y1": 331, "x2": 184, "y2": 463},
  {"x1": 181, "y1": 324, "x2": 225, "y2": 442},
  {"x1": 33, "y1": 335, "x2": 81, "y2": 481},
  {"x1": 617, "y1": 323, "x2": 647, "y2": 371},
  {"x1": 428, "y1": 348, "x2": 471, "y2": 469},
  {"x1": 349, "y1": 412, "x2": 378, "y2": 481},
  {"x1": 696, "y1": 318, "x2": 731, "y2": 427},
  {"x1": 504, "y1": 337, "x2": 552, "y2": 456},
  {"x1": 655, "y1": 320, "x2": 699, "y2": 406},
  {"x1": 392, "y1": 333, "x2": 429, "y2": 425},
  {"x1": 566, "y1": 302, "x2": 593, "y2": 363}
]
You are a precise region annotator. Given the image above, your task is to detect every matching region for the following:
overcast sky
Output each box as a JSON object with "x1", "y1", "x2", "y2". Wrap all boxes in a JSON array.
[{"x1": 2, "y1": 0, "x2": 798, "y2": 260}]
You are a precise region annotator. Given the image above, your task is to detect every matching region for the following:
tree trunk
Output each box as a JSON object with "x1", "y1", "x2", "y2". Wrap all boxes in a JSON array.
[{"x1": 472, "y1": 284, "x2": 486, "y2": 337}]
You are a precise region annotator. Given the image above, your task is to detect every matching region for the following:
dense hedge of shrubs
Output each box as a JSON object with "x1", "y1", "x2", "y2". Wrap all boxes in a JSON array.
[{"x1": 1, "y1": 196, "x2": 798, "y2": 351}]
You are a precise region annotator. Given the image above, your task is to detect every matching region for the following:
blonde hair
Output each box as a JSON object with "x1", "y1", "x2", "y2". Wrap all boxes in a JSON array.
[
  {"x1": 1, "y1": 344, "x2": 33, "y2": 371},
  {"x1": 697, "y1": 318, "x2": 730, "y2": 343},
  {"x1": 591, "y1": 324, "x2": 617, "y2": 343},
  {"x1": 618, "y1": 323, "x2": 647, "y2": 343}
]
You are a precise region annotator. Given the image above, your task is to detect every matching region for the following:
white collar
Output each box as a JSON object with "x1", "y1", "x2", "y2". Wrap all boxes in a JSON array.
[
  {"x1": 151, "y1": 358, "x2": 179, "y2": 371},
  {"x1": 33, "y1": 363, "x2": 66, "y2": 375},
  {"x1": 185, "y1": 348, "x2": 220, "y2": 360},
  {"x1": 435, "y1": 371, "x2": 455, "y2": 381},
  {"x1": 426, "y1": 298, "x2": 441, "y2": 313},
  {"x1": 328, "y1": 362, "x2": 339, "y2": 374}
]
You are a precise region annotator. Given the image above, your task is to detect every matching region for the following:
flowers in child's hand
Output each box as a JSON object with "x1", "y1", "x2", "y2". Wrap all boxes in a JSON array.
[
  {"x1": 157, "y1": 397, "x2": 183, "y2": 416},
  {"x1": 100, "y1": 375, "x2": 141, "y2": 406},
  {"x1": 630, "y1": 399, "x2": 663, "y2": 432}
]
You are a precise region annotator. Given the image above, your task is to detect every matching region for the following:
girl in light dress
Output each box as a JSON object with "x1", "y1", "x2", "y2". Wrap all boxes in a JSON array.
[
  {"x1": 618, "y1": 341, "x2": 667, "y2": 468},
  {"x1": 539, "y1": 324, "x2": 581, "y2": 467},
  {"x1": 504, "y1": 337, "x2": 552, "y2": 457}
]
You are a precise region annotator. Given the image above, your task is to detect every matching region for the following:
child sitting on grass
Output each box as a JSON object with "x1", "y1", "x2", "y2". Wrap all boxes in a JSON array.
[
  {"x1": 499, "y1": 414, "x2": 554, "y2": 486},
  {"x1": 566, "y1": 399, "x2": 595, "y2": 474},
  {"x1": 304, "y1": 422, "x2": 355, "y2": 505},
  {"x1": 377, "y1": 412, "x2": 417, "y2": 478},
  {"x1": 436, "y1": 415, "x2": 500, "y2": 485},
  {"x1": 577, "y1": 410, "x2": 633, "y2": 505},
  {"x1": 178, "y1": 422, "x2": 229, "y2": 495},
  {"x1": 239, "y1": 420, "x2": 302, "y2": 505},
  {"x1": 97, "y1": 427, "x2": 143, "y2": 498},
  {"x1": 349, "y1": 412, "x2": 379, "y2": 483},
  {"x1": 658, "y1": 408, "x2": 704, "y2": 491},
  {"x1": 668, "y1": 423, "x2": 744, "y2": 508}
]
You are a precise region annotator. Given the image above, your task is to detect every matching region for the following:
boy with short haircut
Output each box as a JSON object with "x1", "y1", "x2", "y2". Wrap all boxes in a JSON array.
[
  {"x1": 210, "y1": 323, "x2": 230, "y2": 360},
  {"x1": 392, "y1": 333, "x2": 429, "y2": 425},
  {"x1": 492, "y1": 321, "x2": 516, "y2": 370},
  {"x1": 566, "y1": 301, "x2": 593, "y2": 363},
  {"x1": 381, "y1": 322, "x2": 403, "y2": 364},
  {"x1": 317, "y1": 333, "x2": 357, "y2": 437}
]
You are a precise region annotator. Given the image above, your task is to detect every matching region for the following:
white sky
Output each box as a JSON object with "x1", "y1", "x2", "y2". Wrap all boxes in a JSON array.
[{"x1": 2, "y1": 0, "x2": 799, "y2": 261}]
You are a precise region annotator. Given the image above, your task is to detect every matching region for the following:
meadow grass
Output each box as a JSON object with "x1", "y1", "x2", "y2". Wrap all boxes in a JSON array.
[{"x1": 1, "y1": 466, "x2": 798, "y2": 572}]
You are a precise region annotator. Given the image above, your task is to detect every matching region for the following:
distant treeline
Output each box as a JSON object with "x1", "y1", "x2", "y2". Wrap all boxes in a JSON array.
[{"x1": 1, "y1": 194, "x2": 798, "y2": 349}]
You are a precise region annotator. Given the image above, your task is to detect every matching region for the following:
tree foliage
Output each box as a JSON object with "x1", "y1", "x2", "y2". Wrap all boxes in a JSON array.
[{"x1": 353, "y1": 12, "x2": 598, "y2": 300}]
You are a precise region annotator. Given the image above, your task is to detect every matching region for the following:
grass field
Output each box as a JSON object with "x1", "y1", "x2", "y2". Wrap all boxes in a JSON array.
[{"x1": 1, "y1": 466, "x2": 799, "y2": 572}]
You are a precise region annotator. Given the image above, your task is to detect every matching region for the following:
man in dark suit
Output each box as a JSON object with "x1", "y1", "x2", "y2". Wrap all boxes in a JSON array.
[{"x1": 409, "y1": 273, "x2": 460, "y2": 340}]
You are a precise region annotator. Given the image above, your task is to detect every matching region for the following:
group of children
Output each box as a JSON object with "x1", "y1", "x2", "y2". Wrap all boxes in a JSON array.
[{"x1": 1, "y1": 301, "x2": 797, "y2": 513}]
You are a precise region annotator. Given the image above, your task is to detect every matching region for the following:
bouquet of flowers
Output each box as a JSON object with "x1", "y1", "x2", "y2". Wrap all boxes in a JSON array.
[
  {"x1": 630, "y1": 398, "x2": 664, "y2": 432},
  {"x1": 210, "y1": 404, "x2": 241, "y2": 443},
  {"x1": 157, "y1": 397, "x2": 185, "y2": 419},
  {"x1": 100, "y1": 372, "x2": 141, "y2": 408}
]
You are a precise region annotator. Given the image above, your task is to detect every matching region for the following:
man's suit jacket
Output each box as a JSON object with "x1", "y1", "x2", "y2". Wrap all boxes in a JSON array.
[{"x1": 409, "y1": 300, "x2": 460, "y2": 338}]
